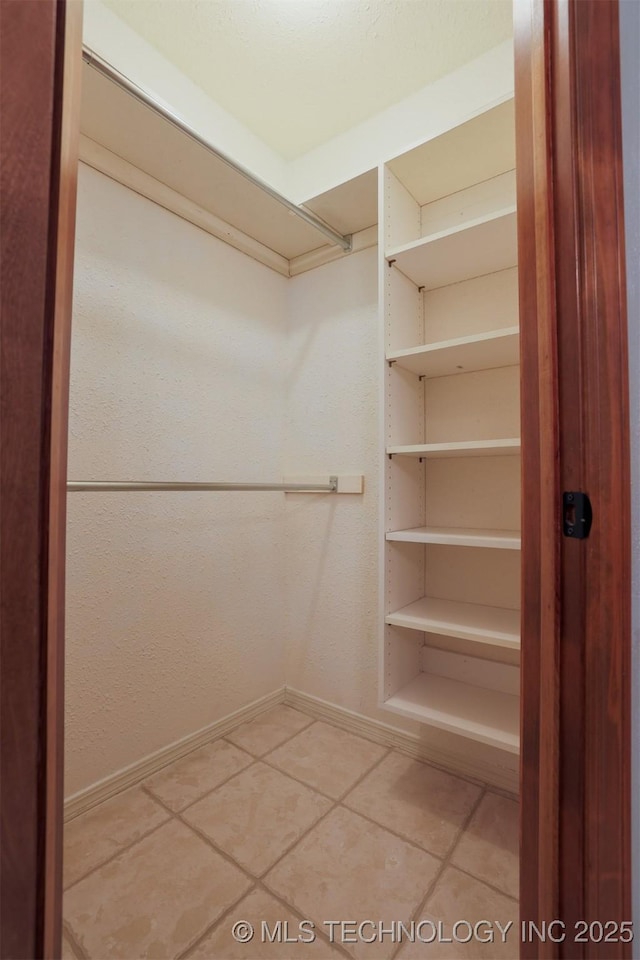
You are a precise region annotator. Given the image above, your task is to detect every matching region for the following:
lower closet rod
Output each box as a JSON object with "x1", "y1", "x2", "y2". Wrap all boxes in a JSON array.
[{"x1": 67, "y1": 479, "x2": 338, "y2": 493}]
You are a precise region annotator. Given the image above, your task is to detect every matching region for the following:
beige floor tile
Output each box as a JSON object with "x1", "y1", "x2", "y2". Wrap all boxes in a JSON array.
[
  {"x1": 143, "y1": 739, "x2": 253, "y2": 811},
  {"x1": 451, "y1": 791, "x2": 519, "y2": 897},
  {"x1": 64, "y1": 819, "x2": 250, "y2": 959},
  {"x1": 225, "y1": 705, "x2": 314, "y2": 756},
  {"x1": 183, "y1": 762, "x2": 331, "y2": 876},
  {"x1": 343, "y1": 752, "x2": 481, "y2": 858},
  {"x1": 63, "y1": 787, "x2": 169, "y2": 888},
  {"x1": 397, "y1": 867, "x2": 519, "y2": 959},
  {"x1": 266, "y1": 721, "x2": 387, "y2": 799},
  {"x1": 190, "y1": 887, "x2": 343, "y2": 959},
  {"x1": 265, "y1": 806, "x2": 441, "y2": 960}
]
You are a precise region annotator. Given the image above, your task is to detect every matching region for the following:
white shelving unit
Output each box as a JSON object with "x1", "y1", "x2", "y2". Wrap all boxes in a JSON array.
[
  {"x1": 387, "y1": 326, "x2": 519, "y2": 378},
  {"x1": 386, "y1": 207, "x2": 517, "y2": 290},
  {"x1": 386, "y1": 527, "x2": 521, "y2": 549},
  {"x1": 384, "y1": 672, "x2": 520, "y2": 753},
  {"x1": 380, "y1": 100, "x2": 521, "y2": 759},
  {"x1": 385, "y1": 597, "x2": 520, "y2": 649},
  {"x1": 387, "y1": 439, "x2": 520, "y2": 458}
]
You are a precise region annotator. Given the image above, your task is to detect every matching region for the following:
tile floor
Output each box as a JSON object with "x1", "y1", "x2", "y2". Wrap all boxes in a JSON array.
[{"x1": 63, "y1": 705, "x2": 519, "y2": 960}]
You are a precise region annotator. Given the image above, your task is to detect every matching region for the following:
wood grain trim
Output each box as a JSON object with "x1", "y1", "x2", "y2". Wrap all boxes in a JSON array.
[
  {"x1": 0, "y1": 1, "x2": 82, "y2": 957},
  {"x1": 567, "y1": 0, "x2": 631, "y2": 948},
  {"x1": 1, "y1": 5, "x2": 59, "y2": 955},
  {"x1": 43, "y1": 2, "x2": 83, "y2": 955},
  {"x1": 552, "y1": 1, "x2": 631, "y2": 950},
  {"x1": 516, "y1": 0, "x2": 631, "y2": 954},
  {"x1": 515, "y1": 0, "x2": 561, "y2": 952}
]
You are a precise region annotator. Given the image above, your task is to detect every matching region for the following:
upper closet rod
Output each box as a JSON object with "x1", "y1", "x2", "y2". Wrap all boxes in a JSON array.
[
  {"x1": 67, "y1": 479, "x2": 338, "y2": 492},
  {"x1": 82, "y1": 47, "x2": 352, "y2": 253}
]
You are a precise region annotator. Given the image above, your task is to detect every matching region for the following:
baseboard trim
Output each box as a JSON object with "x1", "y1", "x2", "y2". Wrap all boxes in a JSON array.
[
  {"x1": 64, "y1": 688, "x2": 285, "y2": 822},
  {"x1": 65, "y1": 684, "x2": 517, "y2": 820},
  {"x1": 283, "y1": 687, "x2": 519, "y2": 796}
]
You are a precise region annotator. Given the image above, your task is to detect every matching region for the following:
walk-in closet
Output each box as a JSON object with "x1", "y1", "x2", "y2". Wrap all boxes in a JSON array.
[{"x1": 62, "y1": 3, "x2": 521, "y2": 958}]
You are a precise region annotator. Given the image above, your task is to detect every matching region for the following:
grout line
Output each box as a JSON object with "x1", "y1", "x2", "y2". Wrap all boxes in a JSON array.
[
  {"x1": 258, "y1": 742, "x2": 392, "y2": 805},
  {"x1": 165, "y1": 711, "x2": 323, "y2": 816},
  {"x1": 484, "y1": 784, "x2": 522, "y2": 804},
  {"x1": 174, "y1": 727, "x2": 329, "y2": 816},
  {"x1": 63, "y1": 709, "x2": 319, "y2": 898},
  {"x1": 384, "y1": 806, "x2": 471, "y2": 960},
  {"x1": 181, "y1": 878, "x2": 354, "y2": 960},
  {"x1": 63, "y1": 689, "x2": 288, "y2": 823},
  {"x1": 63, "y1": 709, "x2": 519, "y2": 960},
  {"x1": 176, "y1": 883, "x2": 259, "y2": 960},
  {"x1": 336, "y1": 801, "x2": 446, "y2": 864},
  {"x1": 168, "y1": 743, "x2": 398, "y2": 935},
  {"x1": 387, "y1": 786, "x2": 488, "y2": 960},
  {"x1": 171, "y1": 743, "x2": 398, "y2": 958},
  {"x1": 283, "y1": 691, "x2": 503, "y2": 794},
  {"x1": 221, "y1": 708, "x2": 317, "y2": 760},
  {"x1": 257, "y1": 757, "x2": 345, "y2": 803},
  {"x1": 62, "y1": 806, "x2": 173, "y2": 893},
  {"x1": 144, "y1": 754, "x2": 259, "y2": 815},
  {"x1": 259, "y1": 747, "x2": 394, "y2": 882},
  {"x1": 387, "y1": 856, "x2": 450, "y2": 960},
  {"x1": 250, "y1": 880, "x2": 355, "y2": 960},
  {"x1": 286, "y1": 709, "x2": 405, "y2": 753},
  {"x1": 62, "y1": 920, "x2": 88, "y2": 960},
  {"x1": 172, "y1": 799, "x2": 355, "y2": 958},
  {"x1": 390, "y1": 740, "x2": 490, "y2": 791},
  {"x1": 438, "y1": 784, "x2": 487, "y2": 867},
  {"x1": 180, "y1": 717, "x2": 390, "y2": 815},
  {"x1": 338, "y1": 748, "x2": 486, "y2": 862},
  {"x1": 446, "y1": 786, "x2": 520, "y2": 901},
  {"x1": 178, "y1": 787, "x2": 336, "y2": 884},
  {"x1": 446, "y1": 862, "x2": 519, "y2": 905}
]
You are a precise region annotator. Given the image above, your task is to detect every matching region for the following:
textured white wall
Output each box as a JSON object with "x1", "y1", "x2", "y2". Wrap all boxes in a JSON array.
[
  {"x1": 65, "y1": 165, "x2": 287, "y2": 796},
  {"x1": 283, "y1": 250, "x2": 383, "y2": 713},
  {"x1": 67, "y1": 172, "x2": 517, "y2": 799}
]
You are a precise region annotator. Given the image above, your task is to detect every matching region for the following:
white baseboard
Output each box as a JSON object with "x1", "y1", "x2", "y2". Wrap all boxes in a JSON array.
[
  {"x1": 65, "y1": 684, "x2": 517, "y2": 821},
  {"x1": 283, "y1": 687, "x2": 519, "y2": 796},
  {"x1": 64, "y1": 687, "x2": 285, "y2": 822}
]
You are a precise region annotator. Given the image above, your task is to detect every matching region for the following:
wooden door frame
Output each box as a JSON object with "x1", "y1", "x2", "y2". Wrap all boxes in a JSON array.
[
  {"x1": 0, "y1": 1, "x2": 82, "y2": 957},
  {"x1": 516, "y1": 0, "x2": 631, "y2": 956},
  {"x1": 0, "y1": 0, "x2": 632, "y2": 957}
]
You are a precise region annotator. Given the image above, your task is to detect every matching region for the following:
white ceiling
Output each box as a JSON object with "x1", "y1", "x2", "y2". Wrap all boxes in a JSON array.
[{"x1": 102, "y1": 0, "x2": 513, "y2": 161}]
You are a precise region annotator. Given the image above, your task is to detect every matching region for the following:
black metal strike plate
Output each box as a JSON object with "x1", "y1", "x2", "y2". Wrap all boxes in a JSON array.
[{"x1": 563, "y1": 491, "x2": 593, "y2": 539}]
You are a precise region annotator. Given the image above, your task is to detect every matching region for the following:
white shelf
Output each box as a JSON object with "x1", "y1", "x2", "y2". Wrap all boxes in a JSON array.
[
  {"x1": 386, "y1": 526, "x2": 521, "y2": 549},
  {"x1": 387, "y1": 101, "x2": 515, "y2": 208},
  {"x1": 387, "y1": 326, "x2": 519, "y2": 379},
  {"x1": 386, "y1": 207, "x2": 517, "y2": 290},
  {"x1": 384, "y1": 672, "x2": 520, "y2": 753},
  {"x1": 385, "y1": 596, "x2": 520, "y2": 649},
  {"x1": 80, "y1": 62, "x2": 359, "y2": 263},
  {"x1": 387, "y1": 438, "x2": 520, "y2": 459}
]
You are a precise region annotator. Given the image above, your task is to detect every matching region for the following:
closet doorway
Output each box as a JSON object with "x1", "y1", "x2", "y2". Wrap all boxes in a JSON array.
[{"x1": 0, "y1": 1, "x2": 631, "y2": 958}]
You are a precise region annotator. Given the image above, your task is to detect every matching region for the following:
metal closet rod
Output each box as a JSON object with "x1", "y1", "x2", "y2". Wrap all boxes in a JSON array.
[
  {"x1": 81, "y1": 47, "x2": 352, "y2": 253},
  {"x1": 67, "y1": 479, "x2": 338, "y2": 493}
]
